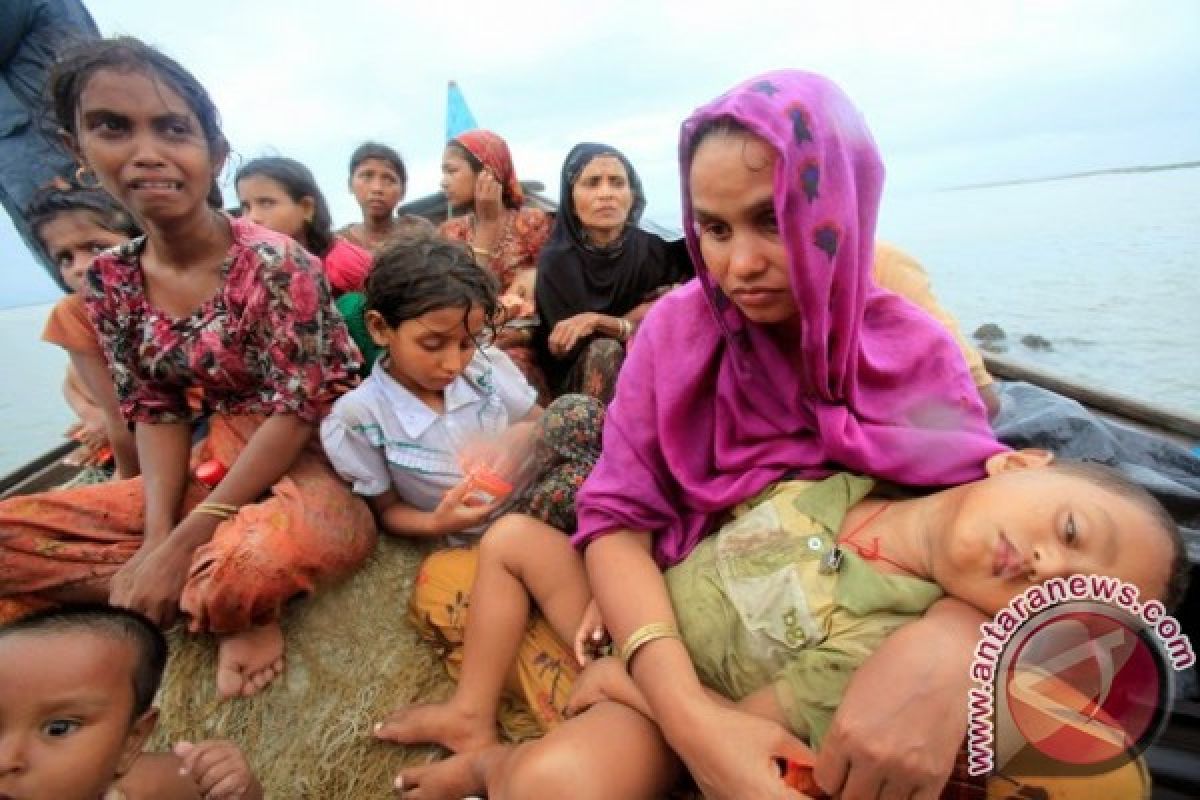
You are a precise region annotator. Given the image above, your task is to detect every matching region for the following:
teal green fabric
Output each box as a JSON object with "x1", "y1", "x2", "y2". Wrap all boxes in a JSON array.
[{"x1": 335, "y1": 292, "x2": 381, "y2": 378}]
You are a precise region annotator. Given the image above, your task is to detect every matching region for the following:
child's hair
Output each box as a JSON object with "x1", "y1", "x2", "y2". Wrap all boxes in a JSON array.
[
  {"x1": 348, "y1": 142, "x2": 408, "y2": 186},
  {"x1": 48, "y1": 36, "x2": 228, "y2": 209},
  {"x1": 366, "y1": 233, "x2": 498, "y2": 330},
  {"x1": 27, "y1": 186, "x2": 141, "y2": 247},
  {"x1": 235, "y1": 157, "x2": 334, "y2": 257},
  {"x1": 1052, "y1": 460, "x2": 1190, "y2": 611},
  {"x1": 0, "y1": 603, "x2": 167, "y2": 719}
]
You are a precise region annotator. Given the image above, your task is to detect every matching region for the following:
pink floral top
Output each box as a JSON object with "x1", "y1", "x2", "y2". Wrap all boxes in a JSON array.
[{"x1": 85, "y1": 217, "x2": 360, "y2": 425}]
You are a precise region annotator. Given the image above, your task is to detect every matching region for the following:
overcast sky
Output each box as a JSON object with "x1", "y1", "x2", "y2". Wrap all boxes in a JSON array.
[{"x1": 3, "y1": 0, "x2": 1198, "y2": 306}]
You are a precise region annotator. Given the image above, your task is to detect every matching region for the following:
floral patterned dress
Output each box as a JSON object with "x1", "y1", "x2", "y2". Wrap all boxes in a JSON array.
[{"x1": 0, "y1": 218, "x2": 375, "y2": 633}]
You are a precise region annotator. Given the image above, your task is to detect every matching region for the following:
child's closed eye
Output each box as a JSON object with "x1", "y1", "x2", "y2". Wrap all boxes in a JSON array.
[{"x1": 1063, "y1": 512, "x2": 1078, "y2": 545}]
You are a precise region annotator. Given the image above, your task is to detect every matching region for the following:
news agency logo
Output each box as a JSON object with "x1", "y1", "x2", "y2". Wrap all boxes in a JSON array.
[{"x1": 968, "y1": 576, "x2": 1195, "y2": 785}]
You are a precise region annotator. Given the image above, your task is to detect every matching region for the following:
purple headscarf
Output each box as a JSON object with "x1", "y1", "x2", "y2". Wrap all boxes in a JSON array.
[{"x1": 573, "y1": 71, "x2": 1006, "y2": 568}]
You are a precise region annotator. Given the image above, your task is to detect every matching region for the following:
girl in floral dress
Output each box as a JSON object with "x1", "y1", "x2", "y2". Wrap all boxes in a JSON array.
[{"x1": 0, "y1": 36, "x2": 375, "y2": 700}]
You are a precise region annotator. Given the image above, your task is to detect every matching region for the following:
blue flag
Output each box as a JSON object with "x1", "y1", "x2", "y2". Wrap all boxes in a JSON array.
[{"x1": 446, "y1": 80, "x2": 479, "y2": 141}]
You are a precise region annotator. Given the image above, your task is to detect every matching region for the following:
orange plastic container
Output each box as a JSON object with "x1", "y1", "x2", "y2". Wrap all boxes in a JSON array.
[{"x1": 465, "y1": 466, "x2": 514, "y2": 506}]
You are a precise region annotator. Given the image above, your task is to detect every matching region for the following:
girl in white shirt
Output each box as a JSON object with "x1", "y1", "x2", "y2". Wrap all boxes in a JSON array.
[{"x1": 321, "y1": 233, "x2": 606, "y2": 744}]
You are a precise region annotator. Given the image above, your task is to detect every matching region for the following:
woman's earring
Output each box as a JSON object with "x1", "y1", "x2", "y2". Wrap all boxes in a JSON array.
[{"x1": 75, "y1": 165, "x2": 101, "y2": 189}]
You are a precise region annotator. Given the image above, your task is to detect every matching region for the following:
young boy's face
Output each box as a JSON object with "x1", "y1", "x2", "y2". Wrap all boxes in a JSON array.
[
  {"x1": 0, "y1": 631, "x2": 154, "y2": 800},
  {"x1": 37, "y1": 211, "x2": 129, "y2": 293},
  {"x1": 350, "y1": 157, "x2": 404, "y2": 220},
  {"x1": 929, "y1": 456, "x2": 1172, "y2": 615}
]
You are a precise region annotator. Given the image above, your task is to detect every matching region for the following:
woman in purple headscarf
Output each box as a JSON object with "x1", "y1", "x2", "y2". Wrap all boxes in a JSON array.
[
  {"x1": 390, "y1": 72, "x2": 1006, "y2": 799},
  {"x1": 560, "y1": 70, "x2": 1005, "y2": 799}
]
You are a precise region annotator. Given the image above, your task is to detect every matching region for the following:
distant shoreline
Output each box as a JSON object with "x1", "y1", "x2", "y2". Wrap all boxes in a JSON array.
[
  {"x1": 0, "y1": 299, "x2": 55, "y2": 313},
  {"x1": 945, "y1": 160, "x2": 1200, "y2": 191}
]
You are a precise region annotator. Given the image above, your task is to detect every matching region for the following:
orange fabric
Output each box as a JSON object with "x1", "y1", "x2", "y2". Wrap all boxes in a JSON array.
[
  {"x1": 409, "y1": 547, "x2": 579, "y2": 731},
  {"x1": 0, "y1": 414, "x2": 376, "y2": 634},
  {"x1": 41, "y1": 294, "x2": 101, "y2": 354},
  {"x1": 872, "y1": 242, "x2": 993, "y2": 389}
]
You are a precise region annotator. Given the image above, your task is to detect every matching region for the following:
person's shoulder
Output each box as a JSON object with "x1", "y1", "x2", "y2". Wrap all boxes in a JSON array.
[
  {"x1": 335, "y1": 290, "x2": 367, "y2": 316},
  {"x1": 463, "y1": 346, "x2": 514, "y2": 389},
  {"x1": 229, "y1": 217, "x2": 321, "y2": 279},
  {"x1": 90, "y1": 236, "x2": 142, "y2": 275},
  {"x1": 397, "y1": 215, "x2": 436, "y2": 236},
  {"x1": 50, "y1": 292, "x2": 84, "y2": 316},
  {"x1": 636, "y1": 278, "x2": 711, "y2": 342},
  {"x1": 649, "y1": 278, "x2": 705, "y2": 315},
  {"x1": 86, "y1": 237, "x2": 143, "y2": 299},
  {"x1": 328, "y1": 369, "x2": 386, "y2": 423},
  {"x1": 872, "y1": 240, "x2": 926, "y2": 277},
  {"x1": 326, "y1": 236, "x2": 372, "y2": 266}
]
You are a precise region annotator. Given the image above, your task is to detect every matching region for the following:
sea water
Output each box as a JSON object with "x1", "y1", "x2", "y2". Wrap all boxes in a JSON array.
[{"x1": 1, "y1": 167, "x2": 1197, "y2": 475}]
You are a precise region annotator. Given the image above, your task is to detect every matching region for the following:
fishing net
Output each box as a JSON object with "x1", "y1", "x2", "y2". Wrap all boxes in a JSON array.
[{"x1": 149, "y1": 535, "x2": 541, "y2": 798}]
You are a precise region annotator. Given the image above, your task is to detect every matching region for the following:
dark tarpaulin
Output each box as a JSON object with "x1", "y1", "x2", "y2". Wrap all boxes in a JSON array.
[{"x1": 0, "y1": 0, "x2": 99, "y2": 288}]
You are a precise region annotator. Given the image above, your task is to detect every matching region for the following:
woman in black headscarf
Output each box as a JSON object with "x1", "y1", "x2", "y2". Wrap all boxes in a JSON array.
[{"x1": 535, "y1": 143, "x2": 690, "y2": 403}]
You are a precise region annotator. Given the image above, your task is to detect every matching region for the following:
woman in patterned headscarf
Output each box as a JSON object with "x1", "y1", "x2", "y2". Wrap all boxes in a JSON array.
[
  {"x1": 439, "y1": 129, "x2": 551, "y2": 393},
  {"x1": 534, "y1": 143, "x2": 691, "y2": 404}
]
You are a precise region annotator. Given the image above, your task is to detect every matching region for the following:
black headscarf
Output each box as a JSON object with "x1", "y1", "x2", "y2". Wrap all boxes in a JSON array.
[{"x1": 534, "y1": 143, "x2": 690, "y2": 388}]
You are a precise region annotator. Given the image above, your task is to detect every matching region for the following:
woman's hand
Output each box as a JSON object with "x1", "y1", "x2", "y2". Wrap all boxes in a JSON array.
[
  {"x1": 813, "y1": 599, "x2": 982, "y2": 800},
  {"x1": 564, "y1": 655, "x2": 649, "y2": 718},
  {"x1": 671, "y1": 700, "x2": 815, "y2": 800},
  {"x1": 109, "y1": 531, "x2": 202, "y2": 627},
  {"x1": 573, "y1": 598, "x2": 609, "y2": 665},
  {"x1": 548, "y1": 312, "x2": 602, "y2": 357},
  {"x1": 64, "y1": 415, "x2": 111, "y2": 466},
  {"x1": 474, "y1": 169, "x2": 504, "y2": 225}
]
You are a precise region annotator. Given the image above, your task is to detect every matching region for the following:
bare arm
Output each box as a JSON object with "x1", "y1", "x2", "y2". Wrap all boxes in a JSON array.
[
  {"x1": 69, "y1": 350, "x2": 139, "y2": 478},
  {"x1": 112, "y1": 415, "x2": 313, "y2": 625},
  {"x1": 815, "y1": 596, "x2": 985, "y2": 800},
  {"x1": 61, "y1": 364, "x2": 97, "y2": 422},
  {"x1": 136, "y1": 420, "x2": 194, "y2": 544},
  {"x1": 585, "y1": 531, "x2": 810, "y2": 799}
]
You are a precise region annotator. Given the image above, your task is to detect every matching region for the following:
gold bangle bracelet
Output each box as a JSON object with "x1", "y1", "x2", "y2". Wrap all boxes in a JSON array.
[
  {"x1": 192, "y1": 501, "x2": 240, "y2": 521},
  {"x1": 191, "y1": 506, "x2": 234, "y2": 522},
  {"x1": 619, "y1": 622, "x2": 680, "y2": 667},
  {"x1": 471, "y1": 246, "x2": 493, "y2": 259}
]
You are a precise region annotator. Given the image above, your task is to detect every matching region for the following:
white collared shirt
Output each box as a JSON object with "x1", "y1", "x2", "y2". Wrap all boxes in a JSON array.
[{"x1": 320, "y1": 347, "x2": 537, "y2": 539}]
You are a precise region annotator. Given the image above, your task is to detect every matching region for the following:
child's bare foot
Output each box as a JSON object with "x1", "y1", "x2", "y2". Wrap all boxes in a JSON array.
[
  {"x1": 374, "y1": 699, "x2": 497, "y2": 753},
  {"x1": 215, "y1": 622, "x2": 284, "y2": 699},
  {"x1": 394, "y1": 751, "x2": 487, "y2": 800}
]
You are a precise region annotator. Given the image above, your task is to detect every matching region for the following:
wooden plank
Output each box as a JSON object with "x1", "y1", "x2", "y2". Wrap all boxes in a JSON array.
[
  {"x1": 0, "y1": 441, "x2": 79, "y2": 498},
  {"x1": 984, "y1": 353, "x2": 1200, "y2": 441}
]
